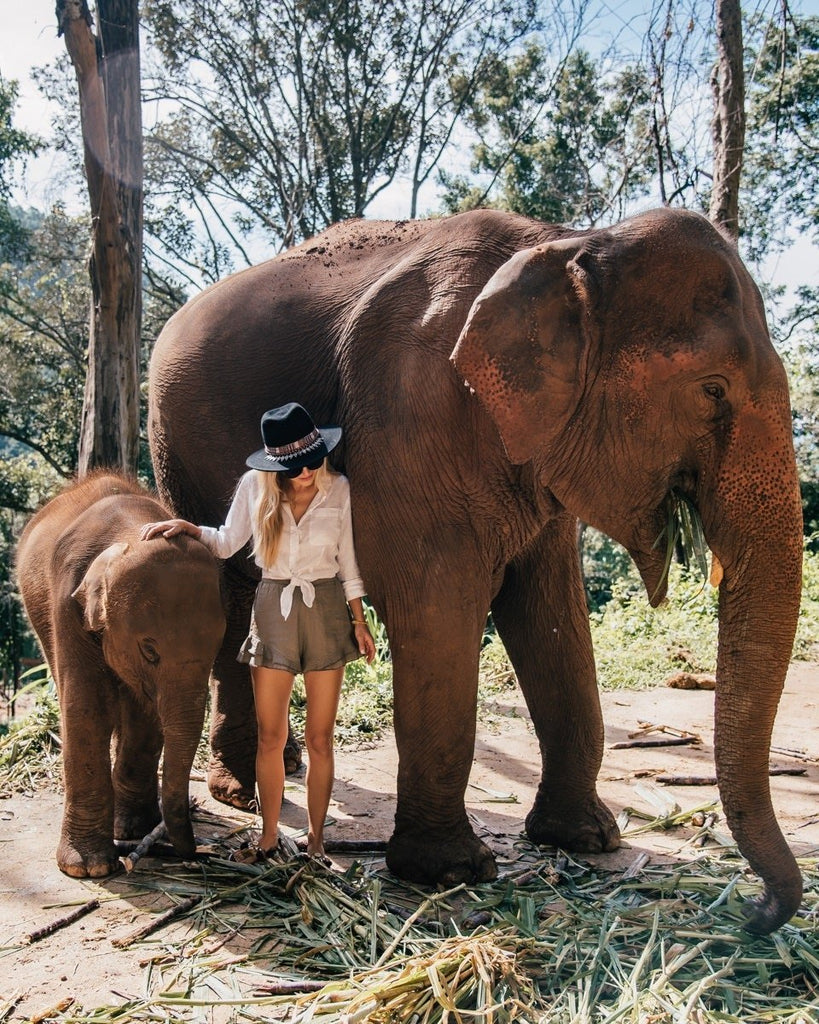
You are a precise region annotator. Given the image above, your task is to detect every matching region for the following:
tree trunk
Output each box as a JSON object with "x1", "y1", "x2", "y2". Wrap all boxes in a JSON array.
[
  {"x1": 709, "y1": 0, "x2": 745, "y2": 239},
  {"x1": 58, "y1": 0, "x2": 142, "y2": 475}
]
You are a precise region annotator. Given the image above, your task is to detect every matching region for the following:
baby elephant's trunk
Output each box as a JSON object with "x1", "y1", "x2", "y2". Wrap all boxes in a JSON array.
[{"x1": 158, "y1": 683, "x2": 210, "y2": 857}]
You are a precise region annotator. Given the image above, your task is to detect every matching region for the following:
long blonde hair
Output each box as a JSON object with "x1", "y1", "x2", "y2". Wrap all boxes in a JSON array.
[{"x1": 251, "y1": 461, "x2": 335, "y2": 569}]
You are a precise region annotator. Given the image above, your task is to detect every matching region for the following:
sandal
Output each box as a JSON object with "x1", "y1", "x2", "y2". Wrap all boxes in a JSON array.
[
  {"x1": 230, "y1": 841, "x2": 279, "y2": 864},
  {"x1": 300, "y1": 850, "x2": 332, "y2": 868}
]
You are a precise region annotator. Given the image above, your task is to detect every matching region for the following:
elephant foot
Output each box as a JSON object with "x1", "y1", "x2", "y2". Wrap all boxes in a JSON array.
[
  {"x1": 57, "y1": 835, "x2": 120, "y2": 879},
  {"x1": 208, "y1": 761, "x2": 256, "y2": 811},
  {"x1": 386, "y1": 826, "x2": 498, "y2": 886},
  {"x1": 284, "y1": 731, "x2": 302, "y2": 775},
  {"x1": 114, "y1": 803, "x2": 162, "y2": 841},
  {"x1": 525, "y1": 793, "x2": 621, "y2": 853}
]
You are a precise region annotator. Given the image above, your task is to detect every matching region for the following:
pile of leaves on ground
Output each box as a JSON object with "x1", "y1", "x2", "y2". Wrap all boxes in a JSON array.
[
  {"x1": 0, "y1": 665, "x2": 60, "y2": 797},
  {"x1": 2, "y1": 796, "x2": 818, "y2": 1024}
]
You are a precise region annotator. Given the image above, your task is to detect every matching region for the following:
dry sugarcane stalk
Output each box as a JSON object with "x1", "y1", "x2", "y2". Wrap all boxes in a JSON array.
[
  {"x1": 692, "y1": 812, "x2": 719, "y2": 847},
  {"x1": 120, "y1": 820, "x2": 168, "y2": 872},
  {"x1": 29, "y1": 998, "x2": 74, "y2": 1024},
  {"x1": 111, "y1": 894, "x2": 201, "y2": 948},
  {"x1": 611, "y1": 736, "x2": 698, "y2": 749},
  {"x1": 253, "y1": 978, "x2": 328, "y2": 994},
  {"x1": 116, "y1": 838, "x2": 176, "y2": 858},
  {"x1": 24, "y1": 898, "x2": 100, "y2": 944},
  {"x1": 0, "y1": 992, "x2": 22, "y2": 1024}
]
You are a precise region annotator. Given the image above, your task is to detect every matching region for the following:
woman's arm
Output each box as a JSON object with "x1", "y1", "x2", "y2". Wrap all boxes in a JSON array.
[
  {"x1": 348, "y1": 597, "x2": 376, "y2": 664},
  {"x1": 141, "y1": 472, "x2": 255, "y2": 558}
]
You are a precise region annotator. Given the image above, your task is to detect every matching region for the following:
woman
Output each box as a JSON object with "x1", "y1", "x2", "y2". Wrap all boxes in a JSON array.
[{"x1": 141, "y1": 402, "x2": 376, "y2": 862}]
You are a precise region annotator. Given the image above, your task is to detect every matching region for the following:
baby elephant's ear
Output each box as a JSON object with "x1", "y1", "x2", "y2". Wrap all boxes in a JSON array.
[{"x1": 72, "y1": 542, "x2": 130, "y2": 632}]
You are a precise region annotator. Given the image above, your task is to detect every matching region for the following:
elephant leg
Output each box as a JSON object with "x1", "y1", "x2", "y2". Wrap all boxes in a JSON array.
[
  {"x1": 382, "y1": 547, "x2": 498, "y2": 886},
  {"x1": 208, "y1": 576, "x2": 302, "y2": 810},
  {"x1": 55, "y1": 661, "x2": 120, "y2": 878},
  {"x1": 492, "y1": 515, "x2": 620, "y2": 853},
  {"x1": 112, "y1": 690, "x2": 163, "y2": 840}
]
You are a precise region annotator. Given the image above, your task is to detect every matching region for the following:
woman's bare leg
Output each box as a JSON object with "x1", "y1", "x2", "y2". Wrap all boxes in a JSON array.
[
  {"x1": 251, "y1": 666, "x2": 295, "y2": 852},
  {"x1": 302, "y1": 667, "x2": 344, "y2": 857}
]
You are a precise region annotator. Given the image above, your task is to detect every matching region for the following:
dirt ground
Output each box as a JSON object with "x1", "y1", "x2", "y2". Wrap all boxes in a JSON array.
[{"x1": 1, "y1": 660, "x2": 818, "y2": 1019}]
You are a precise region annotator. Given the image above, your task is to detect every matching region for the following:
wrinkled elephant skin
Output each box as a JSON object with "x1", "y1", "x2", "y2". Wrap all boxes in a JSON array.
[
  {"x1": 149, "y1": 208, "x2": 802, "y2": 932},
  {"x1": 16, "y1": 474, "x2": 225, "y2": 878}
]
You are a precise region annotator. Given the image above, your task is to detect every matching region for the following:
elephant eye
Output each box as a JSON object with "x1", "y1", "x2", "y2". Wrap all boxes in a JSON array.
[
  {"x1": 139, "y1": 638, "x2": 160, "y2": 664},
  {"x1": 702, "y1": 381, "x2": 726, "y2": 401}
]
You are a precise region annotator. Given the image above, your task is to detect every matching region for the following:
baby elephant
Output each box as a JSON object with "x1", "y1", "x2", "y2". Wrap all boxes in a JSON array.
[{"x1": 16, "y1": 473, "x2": 226, "y2": 878}]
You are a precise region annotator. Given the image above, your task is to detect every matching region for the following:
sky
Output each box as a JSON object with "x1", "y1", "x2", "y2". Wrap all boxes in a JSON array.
[
  {"x1": 1, "y1": 0, "x2": 816, "y2": 301},
  {"x1": 2, "y1": 1, "x2": 69, "y2": 207}
]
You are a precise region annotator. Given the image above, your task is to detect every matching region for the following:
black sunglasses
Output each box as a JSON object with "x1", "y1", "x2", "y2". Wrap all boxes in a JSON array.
[{"x1": 279, "y1": 458, "x2": 324, "y2": 479}]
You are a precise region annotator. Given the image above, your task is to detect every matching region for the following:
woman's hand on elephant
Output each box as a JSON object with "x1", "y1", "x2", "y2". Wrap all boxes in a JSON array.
[
  {"x1": 355, "y1": 623, "x2": 376, "y2": 664},
  {"x1": 140, "y1": 519, "x2": 201, "y2": 541}
]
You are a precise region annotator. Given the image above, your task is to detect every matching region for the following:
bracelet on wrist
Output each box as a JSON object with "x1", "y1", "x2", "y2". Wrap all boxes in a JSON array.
[{"x1": 351, "y1": 619, "x2": 367, "y2": 626}]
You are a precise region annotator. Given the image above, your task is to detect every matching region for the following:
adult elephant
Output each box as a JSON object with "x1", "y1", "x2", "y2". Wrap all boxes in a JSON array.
[{"x1": 149, "y1": 207, "x2": 803, "y2": 933}]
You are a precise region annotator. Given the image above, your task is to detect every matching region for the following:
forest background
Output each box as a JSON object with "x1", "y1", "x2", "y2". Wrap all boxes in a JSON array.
[{"x1": 0, "y1": 0, "x2": 817, "y2": 692}]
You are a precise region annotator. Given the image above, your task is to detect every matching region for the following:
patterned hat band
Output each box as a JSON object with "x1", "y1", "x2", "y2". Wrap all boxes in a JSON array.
[{"x1": 264, "y1": 428, "x2": 322, "y2": 460}]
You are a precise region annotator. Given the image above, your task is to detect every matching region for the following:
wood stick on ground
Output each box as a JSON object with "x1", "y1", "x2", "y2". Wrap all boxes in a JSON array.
[
  {"x1": 111, "y1": 894, "x2": 201, "y2": 949},
  {"x1": 611, "y1": 736, "x2": 698, "y2": 749},
  {"x1": 770, "y1": 745, "x2": 818, "y2": 763},
  {"x1": 120, "y1": 821, "x2": 168, "y2": 872},
  {"x1": 24, "y1": 899, "x2": 100, "y2": 944},
  {"x1": 629, "y1": 723, "x2": 700, "y2": 740},
  {"x1": 657, "y1": 774, "x2": 717, "y2": 786},
  {"x1": 296, "y1": 839, "x2": 388, "y2": 853},
  {"x1": 658, "y1": 766, "x2": 806, "y2": 786}
]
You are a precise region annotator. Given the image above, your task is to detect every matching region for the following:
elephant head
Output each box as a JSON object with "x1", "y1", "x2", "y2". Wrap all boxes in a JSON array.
[
  {"x1": 452, "y1": 207, "x2": 803, "y2": 933},
  {"x1": 73, "y1": 537, "x2": 226, "y2": 856}
]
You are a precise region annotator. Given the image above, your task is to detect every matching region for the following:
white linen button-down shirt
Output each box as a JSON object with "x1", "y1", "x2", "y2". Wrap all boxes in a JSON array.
[{"x1": 198, "y1": 470, "x2": 366, "y2": 619}]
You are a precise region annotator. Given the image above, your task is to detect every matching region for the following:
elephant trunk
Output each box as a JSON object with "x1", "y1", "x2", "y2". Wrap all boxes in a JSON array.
[
  {"x1": 158, "y1": 682, "x2": 209, "y2": 859},
  {"x1": 706, "y1": 402, "x2": 804, "y2": 933}
]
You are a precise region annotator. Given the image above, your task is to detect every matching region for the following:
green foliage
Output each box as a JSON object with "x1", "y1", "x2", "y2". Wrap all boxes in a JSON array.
[
  {"x1": 141, "y1": 0, "x2": 535, "y2": 272},
  {"x1": 0, "y1": 204, "x2": 88, "y2": 489},
  {"x1": 291, "y1": 605, "x2": 394, "y2": 741},
  {"x1": 803, "y1": 481, "x2": 819, "y2": 552},
  {"x1": 441, "y1": 46, "x2": 656, "y2": 226},
  {"x1": 0, "y1": 78, "x2": 41, "y2": 263},
  {"x1": 481, "y1": 546, "x2": 819, "y2": 696},
  {"x1": 799, "y1": 546, "x2": 819, "y2": 658},
  {"x1": 580, "y1": 527, "x2": 633, "y2": 612},
  {"x1": 591, "y1": 566, "x2": 719, "y2": 690},
  {"x1": 742, "y1": 14, "x2": 819, "y2": 262},
  {"x1": 780, "y1": 302, "x2": 819, "y2": 489}
]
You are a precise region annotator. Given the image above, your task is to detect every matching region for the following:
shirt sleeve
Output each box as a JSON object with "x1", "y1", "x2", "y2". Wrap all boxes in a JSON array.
[
  {"x1": 198, "y1": 471, "x2": 255, "y2": 560},
  {"x1": 336, "y1": 482, "x2": 366, "y2": 601}
]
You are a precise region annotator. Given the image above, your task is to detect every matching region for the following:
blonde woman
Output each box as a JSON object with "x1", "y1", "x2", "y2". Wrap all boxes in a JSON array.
[{"x1": 141, "y1": 403, "x2": 376, "y2": 863}]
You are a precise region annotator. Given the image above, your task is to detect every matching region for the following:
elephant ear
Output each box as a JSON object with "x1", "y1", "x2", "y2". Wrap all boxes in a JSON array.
[
  {"x1": 451, "y1": 236, "x2": 598, "y2": 464},
  {"x1": 72, "y1": 542, "x2": 131, "y2": 632}
]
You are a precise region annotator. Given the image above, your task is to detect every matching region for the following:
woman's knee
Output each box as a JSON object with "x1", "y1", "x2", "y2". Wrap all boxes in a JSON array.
[
  {"x1": 304, "y1": 729, "x2": 334, "y2": 760},
  {"x1": 256, "y1": 724, "x2": 289, "y2": 755}
]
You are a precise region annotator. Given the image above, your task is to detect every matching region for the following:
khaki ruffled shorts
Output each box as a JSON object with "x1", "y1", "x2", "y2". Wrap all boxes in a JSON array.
[{"x1": 237, "y1": 577, "x2": 360, "y2": 674}]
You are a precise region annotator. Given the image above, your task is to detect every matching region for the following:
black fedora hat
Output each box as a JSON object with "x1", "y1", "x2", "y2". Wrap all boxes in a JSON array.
[{"x1": 246, "y1": 403, "x2": 342, "y2": 472}]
